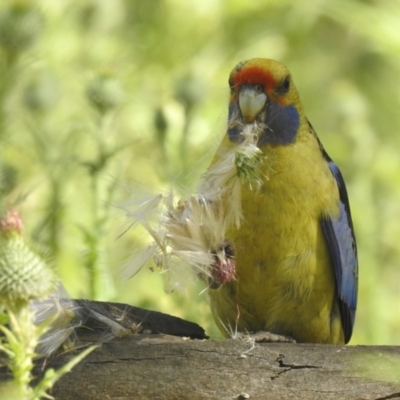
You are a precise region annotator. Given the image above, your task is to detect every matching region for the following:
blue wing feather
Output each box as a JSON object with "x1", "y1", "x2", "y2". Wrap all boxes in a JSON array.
[
  {"x1": 321, "y1": 157, "x2": 358, "y2": 344},
  {"x1": 306, "y1": 119, "x2": 358, "y2": 343}
]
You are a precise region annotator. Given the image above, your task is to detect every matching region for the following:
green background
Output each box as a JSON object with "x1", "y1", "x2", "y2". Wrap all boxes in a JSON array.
[{"x1": 1, "y1": 0, "x2": 399, "y2": 345}]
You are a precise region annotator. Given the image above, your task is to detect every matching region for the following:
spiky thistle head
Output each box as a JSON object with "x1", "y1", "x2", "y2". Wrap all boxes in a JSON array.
[{"x1": 0, "y1": 209, "x2": 57, "y2": 304}]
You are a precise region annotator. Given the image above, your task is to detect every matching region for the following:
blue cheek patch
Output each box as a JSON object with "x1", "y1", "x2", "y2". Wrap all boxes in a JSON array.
[
  {"x1": 227, "y1": 101, "x2": 300, "y2": 146},
  {"x1": 258, "y1": 102, "x2": 300, "y2": 146}
]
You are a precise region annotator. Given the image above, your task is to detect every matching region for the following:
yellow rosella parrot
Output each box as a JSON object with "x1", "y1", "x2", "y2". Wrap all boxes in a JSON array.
[{"x1": 207, "y1": 58, "x2": 358, "y2": 344}]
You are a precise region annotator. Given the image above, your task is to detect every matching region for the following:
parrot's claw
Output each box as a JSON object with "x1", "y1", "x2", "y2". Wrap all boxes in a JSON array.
[{"x1": 236, "y1": 331, "x2": 296, "y2": 343}]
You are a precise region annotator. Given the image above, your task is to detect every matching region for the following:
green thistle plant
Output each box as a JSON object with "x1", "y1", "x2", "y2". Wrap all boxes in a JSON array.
[{"x1": 0, "y1": 209, "x2": 96, "y2": 400}]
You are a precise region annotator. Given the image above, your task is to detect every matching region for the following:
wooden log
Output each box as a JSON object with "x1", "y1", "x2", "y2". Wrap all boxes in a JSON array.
[{"x1": 1, "y1": 300, "x2": 399, "y2": 399}]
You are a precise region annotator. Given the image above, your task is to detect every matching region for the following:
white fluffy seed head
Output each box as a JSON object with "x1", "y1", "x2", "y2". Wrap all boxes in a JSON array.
[{"x1": 123, "y1": 122, "x2": 265, "y2": 291}]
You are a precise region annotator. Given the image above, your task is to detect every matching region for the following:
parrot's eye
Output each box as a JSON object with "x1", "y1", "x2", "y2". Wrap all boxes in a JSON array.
[
  {"x1": 276, "y1": 75, "x2": 291, "y2": 95},
  {"x1": 254, "y1": 84, "x2": 264, "y2": 93}
]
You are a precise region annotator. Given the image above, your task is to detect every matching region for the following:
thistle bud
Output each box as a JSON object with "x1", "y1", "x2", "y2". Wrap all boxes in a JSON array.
[
  {"x1": 22, "y1": 72, "x2": 59, "y2": 112},
  {"x1": 0, "y1": 209, "x2": 57, "y2": 304},
  {"x1": 86, "y1": 71, "x2": 124, "y2": 114},
  {"x1": 0, "y1": 1, "x2": 43, "y2": 60}
]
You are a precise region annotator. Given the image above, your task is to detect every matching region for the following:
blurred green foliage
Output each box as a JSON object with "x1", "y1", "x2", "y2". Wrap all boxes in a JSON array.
[{"x1": 0, "y1": 0, "x2": 399, "y2": 344}]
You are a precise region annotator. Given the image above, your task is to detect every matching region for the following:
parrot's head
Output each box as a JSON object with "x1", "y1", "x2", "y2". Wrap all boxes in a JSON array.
[{"x1": 228, "y1": 58, "x2": 304, "y2": 147}]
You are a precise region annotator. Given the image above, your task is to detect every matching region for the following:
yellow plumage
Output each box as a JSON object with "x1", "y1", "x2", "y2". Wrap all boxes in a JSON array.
[{"x1": 209, "y1": 130, "x2": 343, "y2": 343}]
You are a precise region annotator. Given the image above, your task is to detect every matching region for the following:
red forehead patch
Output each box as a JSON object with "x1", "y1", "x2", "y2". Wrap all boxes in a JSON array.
[{"x1": 232, "y1": 66, "x2": 275, "y2": 91}]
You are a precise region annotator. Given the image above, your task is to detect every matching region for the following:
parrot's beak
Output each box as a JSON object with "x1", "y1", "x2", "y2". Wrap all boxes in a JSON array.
[{"x1": 239, "y1": 87, "x2": 267, "y2": 123}]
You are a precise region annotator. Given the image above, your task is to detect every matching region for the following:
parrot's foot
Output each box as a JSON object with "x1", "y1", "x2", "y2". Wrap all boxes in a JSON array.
[{"x1": 236, "y1": 331, "x2": 296, "y2": 343}]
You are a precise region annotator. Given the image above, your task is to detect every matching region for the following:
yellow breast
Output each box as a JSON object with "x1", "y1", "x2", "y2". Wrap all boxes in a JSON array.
[{"x1": 208, "y1": 129, "x2": 345, "y2": 344}]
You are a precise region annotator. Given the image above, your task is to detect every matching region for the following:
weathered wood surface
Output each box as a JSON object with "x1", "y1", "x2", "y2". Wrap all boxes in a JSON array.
[{"x1": 1, "y1": 300, "x2": 400, "y2": 400}]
